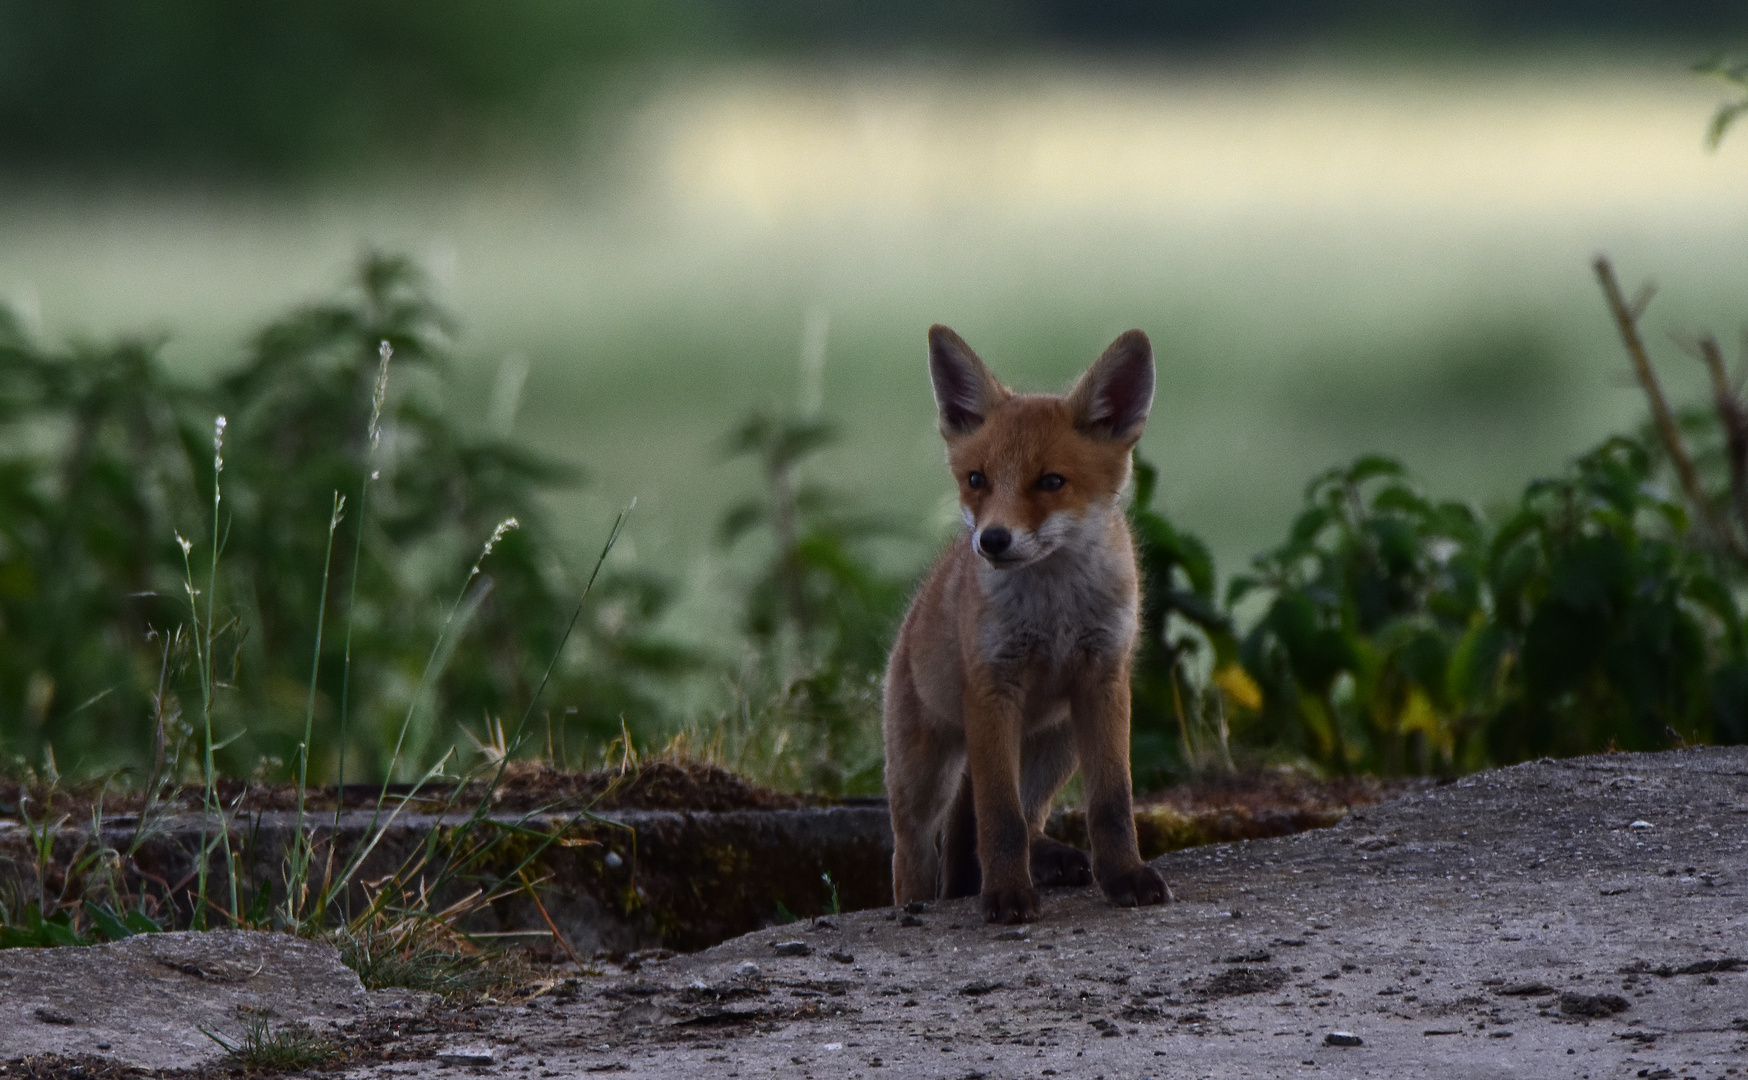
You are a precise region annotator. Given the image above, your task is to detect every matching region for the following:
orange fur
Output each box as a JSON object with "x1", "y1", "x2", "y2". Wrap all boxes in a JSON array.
[{"x1": 883, "y1": 325, "x2": 1169, "y2": 923}]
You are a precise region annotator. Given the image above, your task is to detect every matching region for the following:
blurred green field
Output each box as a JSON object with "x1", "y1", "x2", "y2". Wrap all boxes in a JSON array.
[{"x1": 4, "y1": 60, "x2": 1746, "y2": 648}]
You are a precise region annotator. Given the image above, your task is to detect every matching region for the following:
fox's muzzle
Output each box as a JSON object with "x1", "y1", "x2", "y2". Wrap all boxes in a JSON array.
[{"x1": 976, "y1": 526, "x2": 1012, "y2": 557}]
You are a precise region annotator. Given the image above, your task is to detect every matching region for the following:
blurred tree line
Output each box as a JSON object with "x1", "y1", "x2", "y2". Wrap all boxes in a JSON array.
[{"x1": 2, "y1": 0, "x2": 1746, "y2": 178}]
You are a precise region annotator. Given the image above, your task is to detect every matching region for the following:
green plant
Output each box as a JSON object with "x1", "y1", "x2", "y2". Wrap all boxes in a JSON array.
[
  {"x1": 1217, "y1": 259, "x2": 1748, "y2": 775},
  {"x1": 333, "y1": 915, "x2": 521, "y2": 996},
  {"x1": 1218, "y1": 440, "x2": 1742, "y2": 775},
  {"x1": 0, "y1": 253, "x2": 684, "y2": 959},
  {"x1": 1229, "y1": 456, "x2": 1488, "y2": 774},
  {"x1": 0, "y1": 253, "x2": 687, "y2": 783},
  {"x1": 204, "y1": 1011, "x2": 337, "y2": 1072},
  {"x1": 710, "y1": 407, "x2": 910, "y2": 794},
  {"x1": 718, "y1": 412, "x2": 909, "y2": 676},
  {"x1": 1480, "y1": 437, "x2": 1733, "y2": 758},
  {"x1": 1698, "y1": 54, "x2": 1748, "y2": 149},
  {"x1": 1127, "y1": 452, "x2": 1240, "y2": 785}
]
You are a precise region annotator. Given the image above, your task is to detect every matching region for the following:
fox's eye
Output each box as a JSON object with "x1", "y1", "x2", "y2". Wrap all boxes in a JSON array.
[
  {"x1": 1037, "y1": 473, "x2": 1066, "y2": 492},
  {"x1": 967, "y1": 471, "x2": 987, "y2": 490}
]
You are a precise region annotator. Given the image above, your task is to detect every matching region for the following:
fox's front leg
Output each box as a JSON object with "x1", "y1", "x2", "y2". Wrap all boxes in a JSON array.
[
  {"x1": 884, "y1": 654, "x2": 964, "y2": 905},
  {"x1": 964, "y1": 680, "x2": 1036, "y2": 923},
  {"x1": 1070, "y1": 660, "x2": 1169, "y2": 907}
]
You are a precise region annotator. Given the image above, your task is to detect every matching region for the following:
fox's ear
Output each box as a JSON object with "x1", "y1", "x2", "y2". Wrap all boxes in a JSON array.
[
  {"x1": 928, "y1": 325, "x2": 1006, "y2": 438},
  {"x1": 1068, "y1": 330, "x2": 1154, "y2": 443}
]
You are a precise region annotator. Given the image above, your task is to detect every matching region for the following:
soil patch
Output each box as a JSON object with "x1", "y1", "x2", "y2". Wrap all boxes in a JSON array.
[{"x1": 0, "y1": 759, "x2": 817, "y2": 820}]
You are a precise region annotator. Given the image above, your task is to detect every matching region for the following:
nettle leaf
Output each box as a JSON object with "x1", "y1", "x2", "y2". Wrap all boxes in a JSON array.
[
  {"x1": 1171, "y1": 530, "x2": 1217, "y2": 600},
  {"x1": 1346, "y1": 455, "x2": 1408, "y2": 485},
  {"x1": 1302, "y1": 464, "x2": 1350, "y2": 503},
  {"x1": 1446, "y1": 619, "x2": 1510, "y2": 711},
  {"x1": 1267, "y1": 592, "x2": 1351, "y2": 694},
  {"x1": 1547, "y1": 533, "x2": 1632, "y2": 616},
  {"x1": 1288, "y1": 506, "x2": 1333, "y2": 546},
  {"x1": 1686, "y1": 573, "x2": 1745, "y2": 661},
  {"x1": 1367, "y1": 517, "x2": 1422, "y2": 576},
  {"x1": 1371, "y1": 483, "x2": 1431, "y2": 519},
  {"x1": 716, "y1": 499, "x2": 768, "y2": 547},
  {"x1": 1165, "y1": 588, "x2": 1227, "y2": 634}
]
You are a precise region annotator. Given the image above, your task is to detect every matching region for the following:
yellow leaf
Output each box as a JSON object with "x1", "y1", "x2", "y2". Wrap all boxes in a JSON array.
[
  {"x1": 1398, "y1": 686, "x2": 1454, "y2": 758},
  {"x1": 1213, "y1": 663, "x2": 1263, "y2": 712}
]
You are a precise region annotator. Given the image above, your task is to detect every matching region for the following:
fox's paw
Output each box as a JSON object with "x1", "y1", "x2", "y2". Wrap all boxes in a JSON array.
[
  {"x1": 980, "y1": 885, "x2": 1040, "y2": 924},
  {"x1": 1099, "y1": 864, "x2": 1170, "y2": 908},
  {"x1": 1030, "y1": 836, "x2": 1093, "y2": 888}
]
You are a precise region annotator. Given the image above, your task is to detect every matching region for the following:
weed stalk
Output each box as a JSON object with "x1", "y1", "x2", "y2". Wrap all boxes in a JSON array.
[
  {"x1": 286, "y1": 491, "x2": 346, "y2": 929},
  {"x1": 335, "y1": 340, "x2": 394, "y2": 829}
]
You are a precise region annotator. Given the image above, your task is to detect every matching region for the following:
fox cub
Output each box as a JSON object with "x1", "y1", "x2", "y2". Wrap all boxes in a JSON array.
[{"x1": 883, "y1": 325, "x2": 1169, "y2": 924}]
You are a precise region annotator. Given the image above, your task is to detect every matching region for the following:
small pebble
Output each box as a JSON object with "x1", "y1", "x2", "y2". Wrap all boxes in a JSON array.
[
  {"x1": 771, "y1": 941, "x2": 812, "y2": 957},
  {"x1": 1324, "y1": 1032, "x2": 1363, "y2": 1047},
  {"x1": 437, "y1": 1046, "x2": 496, "y2": 1066}
]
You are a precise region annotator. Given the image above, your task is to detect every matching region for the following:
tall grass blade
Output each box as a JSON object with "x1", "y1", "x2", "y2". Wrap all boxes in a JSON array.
[
  {"x1": 386, "y1": 518, "x2": 518, "y2": 782},
  {"x1": 287, "y1": 491, "x2": 345, "y2": 929},
  {"x1": 515, "y1": 500, "x2": 634, "y2": 744},
  {"x1": 335, "y1": 341, "x2": 394, "y2": 829}
]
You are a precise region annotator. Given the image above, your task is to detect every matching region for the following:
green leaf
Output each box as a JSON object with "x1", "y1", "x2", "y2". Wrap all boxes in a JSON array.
[
  {"x1": 1345, "y1": 454, "x2": 1407, "y2": 485},
  {"x1": 1170, "y1": 530, "x2": 1217, "y2": 599},
  {"x1": 1288, "y1": 507, "x2": 1332, "y2": 546},
  {"x1": 84, "y1": 902, "x2": 134, "y2": 942},
  {"x1": 1707, "y1": 100, "x2": 1748, "y2": 151},
  {"x1": 246, "y1": 885, "x2": 273, "y2": 927},
  {"x1": 1371, "y1": 483, "x2": 1431, "y2": 519},
  {"x1": 36, "y1": 910, "x2": 85, "y2": 948},
  {"x1": 1225, "y1": 576, "x2": 1261, "y2": 609},
  {"x1": 122, "y1": 909, "x2": 163, "y2": 935},
  {"x1": 715, "y1": 499, "x2": 768, "y2": 547},
  {"x1": 1165, "y1": 588, "x2": 1228, "y2": 634}
]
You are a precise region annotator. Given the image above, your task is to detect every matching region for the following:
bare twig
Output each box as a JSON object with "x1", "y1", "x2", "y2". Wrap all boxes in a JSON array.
[
  {"x1": 1594, "y1": 256, "x2": 1718, "y2": 538},
  {"x1": 1698, "y1": 334, "x2": 1748, "y2": 550}
]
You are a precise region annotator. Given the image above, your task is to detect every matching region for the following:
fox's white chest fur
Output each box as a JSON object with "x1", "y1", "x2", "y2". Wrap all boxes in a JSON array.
[{"x1": 973, "y1": 502, "x2": 1137, "y2": 673}]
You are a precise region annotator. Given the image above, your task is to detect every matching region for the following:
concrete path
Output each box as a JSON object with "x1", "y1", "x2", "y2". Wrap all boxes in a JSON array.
[{"x1": 418, "y1": 748, "x2": 1748, "y2": 1080}]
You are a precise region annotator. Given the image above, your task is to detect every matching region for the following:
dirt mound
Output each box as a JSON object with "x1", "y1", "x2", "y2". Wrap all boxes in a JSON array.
[
  {"x1": 0, "y1": 759, "x2": 815, "y2": 820},
  {"x1": 475, "y1": 760, "x2": 817, "y2": 813}
]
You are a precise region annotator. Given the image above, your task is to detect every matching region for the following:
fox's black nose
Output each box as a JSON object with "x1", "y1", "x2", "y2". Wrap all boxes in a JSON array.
[{"x1": 978, "y1": 527, "x2": 1012, "y2": 556}]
